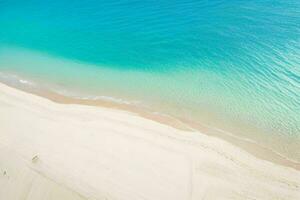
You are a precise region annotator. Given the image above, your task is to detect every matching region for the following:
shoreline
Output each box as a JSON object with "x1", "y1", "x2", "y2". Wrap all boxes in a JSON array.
[
  {"x1": 2, "y1": 80, "x2": 300, "y2": 171},
  {"x1": 0, "y1": 82, "x2": 300, "y2": 199}
]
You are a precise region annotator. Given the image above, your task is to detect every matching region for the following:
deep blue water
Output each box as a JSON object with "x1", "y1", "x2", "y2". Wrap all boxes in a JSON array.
[{"x1": 0, "y1": 0, "x2": 300, "y2": 159}]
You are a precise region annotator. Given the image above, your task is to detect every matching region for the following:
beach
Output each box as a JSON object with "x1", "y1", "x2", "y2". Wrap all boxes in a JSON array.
[
  {"x1": 1, "y1": 0, "x2": 300, "y2": 199},
  {"x1": 1, "y1": 0, "x2": 300, "y2": 163},
  {"x1": 0, "y1": 82, "x2": 299, "y2": 200}
]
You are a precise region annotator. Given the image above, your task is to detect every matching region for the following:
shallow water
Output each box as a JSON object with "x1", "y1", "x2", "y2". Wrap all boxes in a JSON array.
[{"x1": 0, "y1": 0, "x2": 300, "y2": 160}]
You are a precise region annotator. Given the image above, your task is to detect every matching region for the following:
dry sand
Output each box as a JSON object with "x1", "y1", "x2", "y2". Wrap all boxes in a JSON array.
[{"x1": 0, "y1": 82, "x2": 299, "y2": 200}]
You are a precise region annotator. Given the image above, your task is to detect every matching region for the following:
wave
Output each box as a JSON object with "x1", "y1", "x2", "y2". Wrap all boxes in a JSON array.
[
  {"x1": 0, "y1": 72, "x2": 37, "y2": 88},
  {"x1": 0, "y1": 71, "x2": 141, "y2": 107}
]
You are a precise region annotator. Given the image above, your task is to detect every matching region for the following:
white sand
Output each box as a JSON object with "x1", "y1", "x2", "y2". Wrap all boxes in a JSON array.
[{"x1": 0, "y1": 83, "x2": 299, "y2": 200}]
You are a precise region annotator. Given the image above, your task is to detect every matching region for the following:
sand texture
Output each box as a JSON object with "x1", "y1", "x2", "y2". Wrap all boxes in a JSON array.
[{"x1": 0, "y1": 83, "x2": 299, "y2": 200}]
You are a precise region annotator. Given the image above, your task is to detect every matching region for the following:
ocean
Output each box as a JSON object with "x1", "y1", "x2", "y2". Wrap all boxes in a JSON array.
[{"x1": 0, "y1": 0, "x2": 299, "y2": 161}]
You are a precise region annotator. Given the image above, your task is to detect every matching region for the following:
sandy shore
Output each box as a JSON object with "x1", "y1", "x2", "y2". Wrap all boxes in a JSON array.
[{"x1": 0, "y1": 82, "x2": 299, "y2": 200}]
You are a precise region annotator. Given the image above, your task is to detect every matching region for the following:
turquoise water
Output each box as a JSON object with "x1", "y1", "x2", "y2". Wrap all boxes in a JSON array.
[{"x1": 0, "y1": 1, "x2": 300, "y2": 160}]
